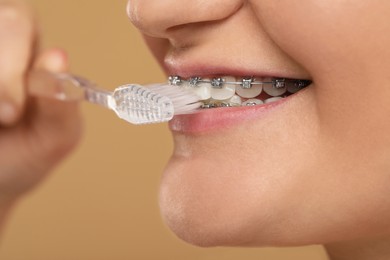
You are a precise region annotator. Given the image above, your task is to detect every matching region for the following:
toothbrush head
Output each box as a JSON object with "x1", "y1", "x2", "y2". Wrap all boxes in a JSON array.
[{"x1": 109, "y1": 84, "x2": 201, "y2": 125}]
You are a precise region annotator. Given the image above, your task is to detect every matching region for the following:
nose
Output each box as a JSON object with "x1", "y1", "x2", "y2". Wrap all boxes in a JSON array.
[{"x1": 127, "y1": 0, "x2": 243, "y2": 38}]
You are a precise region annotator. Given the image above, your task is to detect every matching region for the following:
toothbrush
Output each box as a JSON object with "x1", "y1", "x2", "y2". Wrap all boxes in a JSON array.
[{"x1": 27, "y1": 71, "x2": 202, "y2": 125}]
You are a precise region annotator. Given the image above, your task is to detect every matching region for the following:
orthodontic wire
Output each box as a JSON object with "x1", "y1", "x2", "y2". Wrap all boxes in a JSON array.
[{"x1": 168, "y1": 76, "x2": 311, "y2": 89}]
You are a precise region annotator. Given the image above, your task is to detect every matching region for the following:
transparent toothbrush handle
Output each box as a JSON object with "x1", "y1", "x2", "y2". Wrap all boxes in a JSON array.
[
  {"x1": 28, "y1": 70, "x2": 113, "y2": 108},
  {"x1": 28, "y1": 71, "x2": 175, "y2": 125}
]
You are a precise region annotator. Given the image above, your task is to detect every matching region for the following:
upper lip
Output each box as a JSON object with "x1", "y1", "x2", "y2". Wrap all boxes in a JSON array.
[
  {"x1": 164, "y1": 60, "x2": 308, "y2": 79},
  {"x1": 163, "y1": 53, "x2": 311, "y2": 81}
]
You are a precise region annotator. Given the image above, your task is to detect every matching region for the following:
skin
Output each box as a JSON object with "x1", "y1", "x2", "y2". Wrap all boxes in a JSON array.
[
  {"x1": 0, "y1": 0, "x2": 82, "y2": 234},
  {"x1": 126, "y1": 0, "x2": 390, "y2": 259}
]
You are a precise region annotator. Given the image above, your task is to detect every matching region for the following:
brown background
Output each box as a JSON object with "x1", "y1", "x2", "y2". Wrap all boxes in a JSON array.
[{"x1": 0, "y1": 1, "x2": 328, "y2": 259}]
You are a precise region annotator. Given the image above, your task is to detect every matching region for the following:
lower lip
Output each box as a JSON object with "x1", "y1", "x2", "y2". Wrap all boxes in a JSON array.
[{"x1": 169, "y1": 88, "x2": 309, "y2": 134}]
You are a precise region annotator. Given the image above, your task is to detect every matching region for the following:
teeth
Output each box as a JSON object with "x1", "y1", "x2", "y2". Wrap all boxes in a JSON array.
[
  {"x1": 210, "y1": 76, "x2": 236, "y2": 101},
  {"x1": 242, "y1": 98, "x2": 264, "y2": 106},
  {"x1": 264, "y1": 97, "x2": 283, "y2": 104},
  {"x1": 236, "y1": 78, "x2": 262, "y2": 98},
  {"x1": 184, "y1": 79, "x2": 211, "y2": 100},
  {"x1": 263, "y1": 78, "x2": 287, "y2": 97},
  {"x1": 169, "y1": 75, "x2": 310, "y2": 109},
  {"x1": 192, "y1": 84, "x2": 212, "y2": 100},
  {"x1": 225, "y1": 95, "x2": 242, "y2": 106}
]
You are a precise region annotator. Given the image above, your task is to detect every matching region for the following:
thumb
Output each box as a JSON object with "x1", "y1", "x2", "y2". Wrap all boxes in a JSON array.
[
  {"x1": 34, "y1": 48, "x2": 68, "y2": 75},
  {"x1": 29, "y1": 49, "x2": 83, "y2": 164}
]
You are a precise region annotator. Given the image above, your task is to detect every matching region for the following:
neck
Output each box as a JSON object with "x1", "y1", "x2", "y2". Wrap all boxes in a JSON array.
[{"x1": 325, "y1": 236, "x2": 390, "y2": 260}]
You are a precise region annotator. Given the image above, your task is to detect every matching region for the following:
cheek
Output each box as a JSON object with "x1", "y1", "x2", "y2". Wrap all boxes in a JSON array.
[
  {"x1": 266, "y1": 2, "x2": 390, "y2": 146},
  {"x1": 251, "y1": 1, "x2": 390, "y2": 83},
  {"x1": 253, "y1": 0, "x2": 390, "y2": 177}
]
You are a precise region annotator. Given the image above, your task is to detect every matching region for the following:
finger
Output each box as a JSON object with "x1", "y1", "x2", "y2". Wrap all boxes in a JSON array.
[
  {"x1": 0, "y1": 1, "x2": 35, "y2": 125},
  {"x1": 34, "y1": 48, "x2": 68, "y2": 73},
  {"x1": 29, "y1": 49, "x2": 83, "y2": 164}
]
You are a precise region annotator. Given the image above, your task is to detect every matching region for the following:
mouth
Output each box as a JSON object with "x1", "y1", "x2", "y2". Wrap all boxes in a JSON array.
[
  {"x1": 167, "y1": 74, "x2": 312, "y2": 133},
  {"x1": 168, "y1": 75, "x2": 311, "y2": 108}
]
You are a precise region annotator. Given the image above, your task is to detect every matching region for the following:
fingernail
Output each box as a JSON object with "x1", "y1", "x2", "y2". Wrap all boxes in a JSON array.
[{"x1": 0, "y1": 102, "x2": 17, "y2": 124}]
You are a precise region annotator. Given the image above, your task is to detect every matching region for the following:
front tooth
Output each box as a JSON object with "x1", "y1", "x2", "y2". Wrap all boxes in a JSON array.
[
  {"x1": 264, "y1": 97, "x2": 283, "y2": 104},
  {"x1": 242, "y1": 98, "x2": 264, "y2": 106},
  {"x1": 210, "y1": 76, "x2": 236, "y2": 100},
  {"x1": 235, "y1": 81, "x2": 262, "y2": 98},
  {"x1": 263, "y1": 78, "x2": 287, "y2": 96}
]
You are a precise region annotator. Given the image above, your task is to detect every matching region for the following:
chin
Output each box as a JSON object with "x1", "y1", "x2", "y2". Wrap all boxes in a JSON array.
[
  {"x1": 158, "y1": 153, "x2": 294, "y2": 248},
  {"x1": 158, "y1": 142, "x2": 390, "y2": 248}
]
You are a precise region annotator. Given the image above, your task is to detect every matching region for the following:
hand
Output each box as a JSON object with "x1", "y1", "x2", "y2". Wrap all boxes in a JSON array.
[{"x1": 0, "y1": 1, "x2": 82, "y2": 206}]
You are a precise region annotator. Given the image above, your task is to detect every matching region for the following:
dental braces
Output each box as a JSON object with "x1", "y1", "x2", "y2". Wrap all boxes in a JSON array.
[{"x1": 168, "y1": 76, "x2": 311, "y2": 90}]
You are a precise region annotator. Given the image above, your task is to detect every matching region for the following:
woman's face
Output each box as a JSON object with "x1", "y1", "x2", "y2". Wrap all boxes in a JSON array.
[{"x1": 127, "y1": 0, "x2": 390, "y2": 247}]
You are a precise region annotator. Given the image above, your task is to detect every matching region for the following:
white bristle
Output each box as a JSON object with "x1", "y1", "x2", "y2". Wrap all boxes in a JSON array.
[{"x1": 148, "y1": 84, "x2": 202, "y2": 115}]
